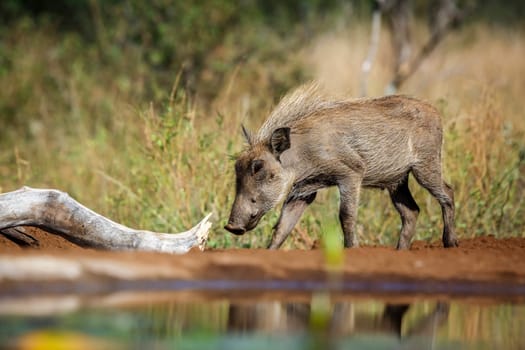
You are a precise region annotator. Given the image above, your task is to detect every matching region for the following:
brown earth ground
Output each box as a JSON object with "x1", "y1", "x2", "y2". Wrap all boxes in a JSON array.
[{"x1": 1, "y1": 227, "x2": 525, "y2": 303}]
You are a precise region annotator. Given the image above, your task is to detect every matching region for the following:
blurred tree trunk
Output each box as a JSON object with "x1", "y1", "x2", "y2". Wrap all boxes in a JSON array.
[
  {"x1": 361, "y1": 0, "x2": 468, "y2": 95},
  {"x1": 388, "y1": 0, "x2": 466, "y2": 92}
]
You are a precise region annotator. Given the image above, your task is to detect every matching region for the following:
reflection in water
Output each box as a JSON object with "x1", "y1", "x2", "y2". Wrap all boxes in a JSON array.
[
  {"x1": 1, "y1": 296, "x2": 524, "y2": 349},
  {"x1": 227, "y1": 300, "x2": 449, "y2": 340}
]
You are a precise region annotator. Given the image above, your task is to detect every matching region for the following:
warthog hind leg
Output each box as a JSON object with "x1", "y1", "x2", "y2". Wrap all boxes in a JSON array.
[{"x1": 389, "y1": 177, "x2": 420, "y2": 250}]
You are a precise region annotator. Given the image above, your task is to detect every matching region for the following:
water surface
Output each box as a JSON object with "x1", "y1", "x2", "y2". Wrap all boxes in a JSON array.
[{"x1": 1, "y1": 292, "x2": 523, "y2": 349}]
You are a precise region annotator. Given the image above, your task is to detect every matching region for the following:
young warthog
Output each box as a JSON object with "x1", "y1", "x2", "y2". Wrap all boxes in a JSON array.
[{"x1": 224, "y1": 84, "x2": 457, "y2": 249}]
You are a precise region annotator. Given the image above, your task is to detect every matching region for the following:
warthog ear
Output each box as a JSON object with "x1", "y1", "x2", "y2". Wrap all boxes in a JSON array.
[
  {"x1": 270, "y1": 127, "x2": 291, "y2": 159},
  {"x1": 241, "y1": 124, "x2": 253, "y2": 146}
]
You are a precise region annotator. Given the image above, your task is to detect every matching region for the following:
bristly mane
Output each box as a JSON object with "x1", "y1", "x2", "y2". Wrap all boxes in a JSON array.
[{"x1": 253, "y1": 83, "x2": 338, "y2": 144}]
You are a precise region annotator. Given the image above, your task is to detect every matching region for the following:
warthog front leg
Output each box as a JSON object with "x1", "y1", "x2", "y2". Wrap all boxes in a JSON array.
[
  {"x1": 338, "y1": 174, "x2": 363, "y2": 248},
  {"x1": 268, "y1": 193, "x2": 317, "y2": 249}
]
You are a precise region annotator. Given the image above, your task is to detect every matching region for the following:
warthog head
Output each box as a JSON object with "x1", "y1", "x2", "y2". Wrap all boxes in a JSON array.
[{"x1": 224, "y1": 127, "x2": 292, "y2": 235}]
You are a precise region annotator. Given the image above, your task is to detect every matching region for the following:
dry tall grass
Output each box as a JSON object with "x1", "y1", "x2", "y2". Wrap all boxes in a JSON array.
[
  {"x1": 300, "y1": 23, "x2": 525, "y2": 245},
  {"x1": 0, "y1": 20, "x2": 523, "y2": 248}
]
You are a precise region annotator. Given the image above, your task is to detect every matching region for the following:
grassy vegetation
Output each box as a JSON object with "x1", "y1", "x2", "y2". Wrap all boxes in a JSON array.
[{"x1": 0, "y1": 7, "x2": 524, "y2": 249}]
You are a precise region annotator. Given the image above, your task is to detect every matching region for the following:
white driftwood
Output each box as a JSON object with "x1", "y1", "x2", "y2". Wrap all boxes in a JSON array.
[{"x1": 0, "y1": 187, "x2": 211, "y2": 253}]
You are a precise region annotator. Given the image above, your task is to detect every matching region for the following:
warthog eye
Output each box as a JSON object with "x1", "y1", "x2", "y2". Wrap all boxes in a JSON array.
[
  {"x1": 251, "y1": 159, "x2": 264, "y2": 175},
  {"x1": 251, "y1": 198, "x2": 257, "y2": 204}
]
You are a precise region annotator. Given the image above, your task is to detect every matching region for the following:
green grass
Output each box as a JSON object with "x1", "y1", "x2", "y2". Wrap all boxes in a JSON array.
[{"x1": 1, "y1": 15, "x2": 524, "y2": 249}]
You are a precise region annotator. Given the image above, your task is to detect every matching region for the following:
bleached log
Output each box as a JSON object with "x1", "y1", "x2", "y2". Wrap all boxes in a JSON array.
[{"x1": 0, "y1": 187, "x2": 211, "y2": 253}]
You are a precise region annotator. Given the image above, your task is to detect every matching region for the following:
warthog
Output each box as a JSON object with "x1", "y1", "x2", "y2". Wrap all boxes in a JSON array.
[{"x1": 224, "y1": 84, "x2": 457, "y2": 249}]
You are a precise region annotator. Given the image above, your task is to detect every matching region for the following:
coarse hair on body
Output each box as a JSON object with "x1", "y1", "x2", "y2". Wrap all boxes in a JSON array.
[
  {"x1": 253, "y1": 83, "x2": 340, "y2": 144},
  {"x1": 252, "y1": 83, "x2": 438, "y2": 147}
]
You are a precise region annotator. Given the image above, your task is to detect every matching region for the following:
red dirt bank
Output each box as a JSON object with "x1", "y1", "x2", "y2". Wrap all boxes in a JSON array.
[{"x1": 1, "y1": 227, "x2": 525, "y2": 292}]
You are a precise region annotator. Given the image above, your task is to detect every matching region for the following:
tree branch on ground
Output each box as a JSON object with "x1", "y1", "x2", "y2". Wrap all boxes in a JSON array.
[{"x1": 0, "y1": 187, "x2": 211, "y2": 254}]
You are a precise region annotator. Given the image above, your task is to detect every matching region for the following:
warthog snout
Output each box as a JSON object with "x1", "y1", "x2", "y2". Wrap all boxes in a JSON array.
[
  {"x1": 225, "y1": 208, "x2": 262, "y2": 235},
  {"x1": 224, "y1": 223, "x2": 246, "y2": 235}
]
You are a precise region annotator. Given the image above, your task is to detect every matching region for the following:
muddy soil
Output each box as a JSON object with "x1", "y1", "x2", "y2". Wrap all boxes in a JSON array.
[
  {"x1": 1, "y1": 226, "x2": 525, "y2": 294},
  {"x1": 0, "y1": 226, "x2": 88, "y2": 251}
]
